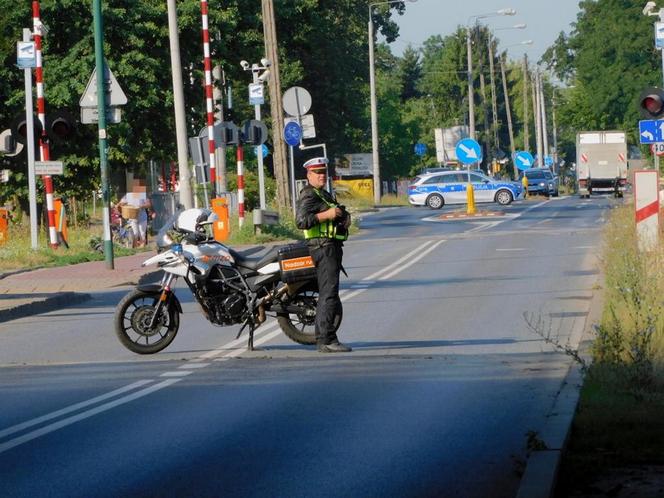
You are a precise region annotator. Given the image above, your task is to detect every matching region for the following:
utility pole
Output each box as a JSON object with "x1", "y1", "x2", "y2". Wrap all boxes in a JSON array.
[
  {"x1": 166, "y1": 0, "x2": 193, "y2": 209},
  {"x1": 499, "y1": 53, "x2": 516, "y2": 178},
  {"x1": 262, "y1": 0, "x2": 290, "y2": 210},
  {"x1": 533, "y1": 70, "x2": 543, "y2": 167},
  {"x1": 539, "y1": 72, "x2": 549, "y2": 162},
  {"x1": 466, "y1": 27, "x2": 476, "y2": 139},
  {"x1": 552, "y1": 87, "x2": 559, "y2": 174},
  {"x1": 488, "y1": 36, "x2": 500, "y2": 151},
  {"x1": 479, "y1": 72, "x2": 490, "y2": 169},
  {"x1": 522, "y1": 53, "x2": 529, "y2": 151}
]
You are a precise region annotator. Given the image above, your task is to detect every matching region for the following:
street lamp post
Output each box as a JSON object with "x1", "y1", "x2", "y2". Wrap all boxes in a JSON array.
[
  {"x1": 368, "y1": 0, "x2": 416, "y2": 205},
  {"x1": 241, "y1": 59, "x2": 270, "y2": 210},
  {"x1": 466, "y1": 8, "x2": 516, "y2": 140}
]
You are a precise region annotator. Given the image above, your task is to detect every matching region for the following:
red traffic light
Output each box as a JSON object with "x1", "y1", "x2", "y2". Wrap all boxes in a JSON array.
[
  {"x1": 47, "y1": 110, "x2": 76, "y2": 142},
  {"x1": 639, "y1": 87, "x2": 664, "y2": 119},
  {"x1": 10, "y1": 114, "x2": 42, "y2": 145}
]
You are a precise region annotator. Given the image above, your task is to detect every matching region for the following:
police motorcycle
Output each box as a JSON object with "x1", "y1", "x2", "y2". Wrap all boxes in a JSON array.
[{"x1": 114, "y1": 208, "x2": 341, "y2": 354}]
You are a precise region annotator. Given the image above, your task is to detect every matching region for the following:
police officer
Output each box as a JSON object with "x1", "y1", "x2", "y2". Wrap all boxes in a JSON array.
[{"x1": 296, "y1": 157, "x2": 352, "y2": 353}]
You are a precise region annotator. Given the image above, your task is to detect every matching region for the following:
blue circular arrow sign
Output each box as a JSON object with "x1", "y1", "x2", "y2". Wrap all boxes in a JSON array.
[
  {"x1": 455, "y1": 138, "x2": 482, "y2": 165},
  {"x1": 514, "y1": 151, "x2": 534, "y2": 171},
  {"x1": 283, "y1": 122, "x2": 302, "y2": 146},
  {"x1": 414, "y1": 143, "x2": 427, "y2": 156},
  {"x1": 253, "y1": 144, "x2": 269, "y2": 158}
]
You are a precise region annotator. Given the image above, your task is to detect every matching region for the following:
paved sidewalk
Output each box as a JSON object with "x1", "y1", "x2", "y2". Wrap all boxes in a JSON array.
[{"x1": 0, "y1": 251, "x2": 157, "y2": 323}]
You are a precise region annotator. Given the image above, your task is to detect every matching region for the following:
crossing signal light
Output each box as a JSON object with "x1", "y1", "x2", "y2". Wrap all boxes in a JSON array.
[
  {"x1": 10, "y1": 114, "x2": 42, "y2": 145},
  {"x1": 46, "y1": 110, "x2": 76, "y2": 142},
  {"x1": 639, "y1": 87, "x2": 664, "y2": 119},
  {"x1": 215, "y1": 121, "x2": 240, "y2": 146},
  {"x1": 242, "y1": 119, "x2": 268, "y2": 146}
]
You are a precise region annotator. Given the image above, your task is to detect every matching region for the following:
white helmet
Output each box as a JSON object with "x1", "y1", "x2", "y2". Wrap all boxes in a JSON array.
[{"x1": 174, "y1": 208, "x2": 217, "y2": 233}]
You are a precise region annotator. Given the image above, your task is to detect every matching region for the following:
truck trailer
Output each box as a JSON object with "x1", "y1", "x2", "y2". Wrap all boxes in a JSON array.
[{"x1": 576, "y1": 130, "x2": 628, "y2": 198}]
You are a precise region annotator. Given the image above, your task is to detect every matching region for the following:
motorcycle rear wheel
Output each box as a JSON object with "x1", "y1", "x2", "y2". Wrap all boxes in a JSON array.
[
  {"x1": 276, "y1": 281, "x2": 342, "y2": 345},
  {"x1": 114, "y1": 289, "x2": 180, "y2": 354}
]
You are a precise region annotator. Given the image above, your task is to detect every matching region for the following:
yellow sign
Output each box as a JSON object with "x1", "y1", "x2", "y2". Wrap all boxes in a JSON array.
[{"x1": 333, "y1": 179, "x2": 374, "y2": 201}]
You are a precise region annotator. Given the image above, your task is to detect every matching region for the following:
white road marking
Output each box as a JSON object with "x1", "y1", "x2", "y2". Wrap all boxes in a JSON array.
[
  {"x1": 160, "y1": 371, "x2": 193, "y2": 377},
  {"x1": 0, "y1": 379, "x2": 180, "y2": 455},
  {"x1": 455, "y1": 199, "x2": 550, "y2": 234},
  {"x1": 0, "y1": 238, "x2": 445, "y2": 453},
  {"x1": 0, "y1": 380, "x2": 153, "y2": 440},
  {"x1": 178, "y1": 362, "x2": 210, "y2": 369}
]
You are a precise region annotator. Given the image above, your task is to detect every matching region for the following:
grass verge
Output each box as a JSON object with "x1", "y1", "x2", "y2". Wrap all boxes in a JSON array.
[{"x1": 554, "y1": 204, "x2": 664, "y2": 496}]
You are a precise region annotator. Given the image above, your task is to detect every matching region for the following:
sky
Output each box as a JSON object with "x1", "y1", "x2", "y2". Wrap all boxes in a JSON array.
[{"x1": 388, "y1": 0, "x2": 582, "y2": 62}]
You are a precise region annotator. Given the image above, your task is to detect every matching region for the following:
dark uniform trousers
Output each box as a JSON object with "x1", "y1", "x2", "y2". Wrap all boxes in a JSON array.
[{"x1": 308, "y1": 239, "x2": 343, "y2": 345}]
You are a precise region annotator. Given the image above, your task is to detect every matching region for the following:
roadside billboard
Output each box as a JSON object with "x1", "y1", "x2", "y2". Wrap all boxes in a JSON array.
[
  {"x1": 434, "y1": 125, "x2": 470, "y2": 163},
  {"x1": 334, "y1": 153, "x2": 373, "y2": 177},
  {"x1": 333, "y1": 178, "x2": 374, "y2": 201}
]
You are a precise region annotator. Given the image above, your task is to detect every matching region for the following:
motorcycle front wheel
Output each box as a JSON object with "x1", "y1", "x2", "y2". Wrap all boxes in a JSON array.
[
  {"x1": 114, "y1": 289, "x2": 180, "y2": 354},
  {"x1": 276, "y1": 281, "x2": 342, "y2": 345}
]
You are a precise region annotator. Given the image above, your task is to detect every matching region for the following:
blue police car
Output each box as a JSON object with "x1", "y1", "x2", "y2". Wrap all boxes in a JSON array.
[{"x1": 408, "y1": 170, "x2": 523, "y2": 209}]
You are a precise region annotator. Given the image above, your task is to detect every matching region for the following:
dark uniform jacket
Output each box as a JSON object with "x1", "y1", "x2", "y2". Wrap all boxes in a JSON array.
[{"x1": 295, "y1": 184, "x2": 338, "y2": 231}]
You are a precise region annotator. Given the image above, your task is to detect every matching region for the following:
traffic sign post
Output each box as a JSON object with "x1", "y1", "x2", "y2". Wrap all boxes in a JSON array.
[
  {"x1": 284, "y1": 114, "x2": 316, "y2": 139},
  {"x1": 514, "y1": 151, "x2": 534, "y2": 171},
  {"x1": 35, "y1": 160, "x2": 64, "y2": 175},
  {"x1": 79, "y1": 64, "x2": 128, "y2": 108},
  {"x1": 253, "y1": 144, "x2": 269, "y2": 158},
  {"x1": 282, "y1": 87, "x2": 312, "y2": 117},
  {"x1": 16, "y1": 40, "x2": 36, "y2": 69},
  {"x1": 455, "y1": 138, "x2": 482, "y2": 215},
  {"x1": 284, "y1": 121, "x2": 303, "y2": 215},
  {"x1": 634, "y1": 169, "x2": 660, "y2": 251},
  {"x1": 651, "y1": 142, "x2": 664, "y2": 156},
  {"x1": 455, "y1": 138, "x2": 483, "y2": 165},
  {"x1": 638, "y1": 119, "x2": 664, "y2": 143},
  {"x1": 656, "y1": 21, "x2": 664, "y2": 49},
  {"x1": 283, "y1": 121, "x2": 302, "y2": 147}
]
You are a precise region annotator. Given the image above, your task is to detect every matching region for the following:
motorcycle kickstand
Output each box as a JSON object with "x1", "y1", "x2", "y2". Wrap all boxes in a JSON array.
[
  {"x1": 235, "y1": 318, "x2": 257, "y2": 351},
  {"x1": 247, "y1": 323, "x2": 255, "y2": 351}
]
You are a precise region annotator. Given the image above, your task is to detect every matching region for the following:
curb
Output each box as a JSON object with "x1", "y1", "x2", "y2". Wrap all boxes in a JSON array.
[
  {"x1": 0, "y1": 292, "x2": 92, "y2": 324},
  {"x1": 516, "y1": 272, "x2": 603, "y2": 497},
  {"x1": 515, "y1": 362, "x2": 585, "y2": 498}
]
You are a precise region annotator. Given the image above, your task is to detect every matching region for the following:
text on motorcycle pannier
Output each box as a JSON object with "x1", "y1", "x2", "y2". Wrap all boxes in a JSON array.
[{"x1": 278, "y1": 244, "x2": 316, "y2": 283}]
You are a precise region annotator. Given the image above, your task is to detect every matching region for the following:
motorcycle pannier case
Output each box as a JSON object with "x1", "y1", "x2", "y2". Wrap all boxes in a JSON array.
[{"x1": 278, "y1": 244, "x2": 316, "y2": 283}]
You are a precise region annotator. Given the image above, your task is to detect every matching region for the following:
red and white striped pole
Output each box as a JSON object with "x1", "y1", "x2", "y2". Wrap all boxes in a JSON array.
[
  {"x1": 33, "y1": 1, "x2": 58, "y2": 248},
  {"x1": 200, "y1": 0, "x2": 216, "y2": 200},
  {"x1": 237, "y1": 145, "x2": 245, "y2": 227}
]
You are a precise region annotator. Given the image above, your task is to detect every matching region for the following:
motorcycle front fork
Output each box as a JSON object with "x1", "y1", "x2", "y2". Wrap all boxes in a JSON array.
[{"x1": 148, "y1": 273, "x2": 177, "y2": 329}]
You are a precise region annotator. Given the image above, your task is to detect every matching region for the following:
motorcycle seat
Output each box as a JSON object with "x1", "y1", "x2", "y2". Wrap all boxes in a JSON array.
[{"x1": 229, "y1": 245, "x2": 280, "y2": 270}]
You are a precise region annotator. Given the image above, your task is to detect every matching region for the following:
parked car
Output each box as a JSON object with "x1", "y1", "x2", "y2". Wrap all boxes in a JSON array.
[
  {"x1": 524, "y1": 168, "x2": 559, "y2": 197},
  {"x1": 408, "y1": 170, "x2": 523, "y2": 209},
  {"x1": 419, "y1": 167, "x2": 454, "y2": 175}
]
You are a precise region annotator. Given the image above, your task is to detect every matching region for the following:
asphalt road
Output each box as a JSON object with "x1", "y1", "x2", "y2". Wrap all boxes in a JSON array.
[{"x1": 0, "y1": 195, "x2": 614, "y2": 497}]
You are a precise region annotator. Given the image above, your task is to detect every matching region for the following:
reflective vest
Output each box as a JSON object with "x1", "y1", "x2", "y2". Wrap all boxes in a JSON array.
[{"x1": 303, "y1": 188, "x2": 348, "y2": 241}]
